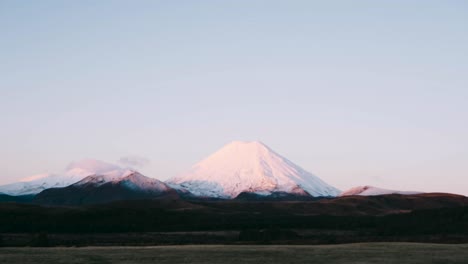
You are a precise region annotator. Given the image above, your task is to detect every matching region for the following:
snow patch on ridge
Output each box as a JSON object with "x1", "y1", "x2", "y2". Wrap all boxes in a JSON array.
[{"x1": 340, "y1": 185, "x2": 421, "y2": 196}]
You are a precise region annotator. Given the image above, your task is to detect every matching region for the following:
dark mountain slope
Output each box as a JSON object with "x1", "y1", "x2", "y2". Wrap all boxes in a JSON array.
[{"x1": 34, "y1": 172, "x2": 177, "y2": 206}]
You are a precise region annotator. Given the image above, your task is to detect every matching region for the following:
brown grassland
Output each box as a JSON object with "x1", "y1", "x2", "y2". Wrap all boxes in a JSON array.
[{"x1": 1, "y1": 243, "x2": 468, "y2": 264}]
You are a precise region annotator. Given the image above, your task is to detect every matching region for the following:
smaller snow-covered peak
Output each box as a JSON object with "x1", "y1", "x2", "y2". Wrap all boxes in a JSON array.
[
  {"x1": 35, "y1": 171, "x2": 174, "y2": 205},
  {"x1": 119, "y1": 172, "x2": 170, "y2": 192},
  {"x1": 73, "y1": 170, "x2": 170, "y2": 193},
  {"x1": 0, "y1": 159, "x2": 131, "y2": 196},
  {"x1": 341, "y1": 185, "x2": 421, "y2": 196},
  {"x1": 73, "y1": 169, "x2": 135, "y2": 187}
]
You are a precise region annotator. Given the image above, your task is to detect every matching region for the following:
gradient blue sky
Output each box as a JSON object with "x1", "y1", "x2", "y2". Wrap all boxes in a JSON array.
[{"x1": 1, "y1": 1, "x2": 467, "y2": 194}]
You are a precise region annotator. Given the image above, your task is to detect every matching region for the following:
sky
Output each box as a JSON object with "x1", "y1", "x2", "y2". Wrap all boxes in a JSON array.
[{"x1": 1, "y1": 1, "x2": 467, "y2": 195}]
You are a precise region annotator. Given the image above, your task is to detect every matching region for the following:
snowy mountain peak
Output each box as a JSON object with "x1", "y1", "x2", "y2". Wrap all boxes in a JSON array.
[
  {"x1": 340, "y1": 185, "x2": 422, "y2": 196},
  {"x1": 119, "y1": 172, "x2": 171, "y2": 192},
  {"x1": 168, "y1": 141, "x2": 340, "y2": 198},
  {"x1": 0, "y1": 159, "x2": 131, "y2": 196},
  {"x1": 217, "y1": 140, "x2": 272, "y2": 155}
]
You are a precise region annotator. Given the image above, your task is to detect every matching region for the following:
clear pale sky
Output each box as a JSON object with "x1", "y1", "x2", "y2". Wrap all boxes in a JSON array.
[{"x1": 1, "y1": 1, "x2": 467, "y2": 195}]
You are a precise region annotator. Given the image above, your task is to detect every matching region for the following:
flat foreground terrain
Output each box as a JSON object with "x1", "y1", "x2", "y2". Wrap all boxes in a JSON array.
[{"x1": 1, "y1": 243, "x2": 468, "y2": 264}]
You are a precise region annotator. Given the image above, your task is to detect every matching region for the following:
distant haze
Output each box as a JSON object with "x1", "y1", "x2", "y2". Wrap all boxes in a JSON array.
[{"x1": 1, "y1": 1, "x2": 467, "y2": 195}]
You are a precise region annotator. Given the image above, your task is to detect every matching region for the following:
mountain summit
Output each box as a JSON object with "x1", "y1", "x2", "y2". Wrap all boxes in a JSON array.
[{"x1": 168, "y1": 141, "x2": 340, "y2": 198}]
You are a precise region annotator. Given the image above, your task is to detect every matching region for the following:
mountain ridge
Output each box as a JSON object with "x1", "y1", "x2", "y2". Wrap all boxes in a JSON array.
[
  {"x1": 34, "y1": 171, "x2": 176, "y2": 205},
  {"x1": 0, "y1": 159, "x2": 133, "y2": 196},
  {"x1": 341, "y1": 185, "x2": 422, "y2": 196}
]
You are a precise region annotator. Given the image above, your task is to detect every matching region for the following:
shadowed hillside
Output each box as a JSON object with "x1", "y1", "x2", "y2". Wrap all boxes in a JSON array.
[{"x1": 0, "y1": 193, "x2": 467, "y2": 246}]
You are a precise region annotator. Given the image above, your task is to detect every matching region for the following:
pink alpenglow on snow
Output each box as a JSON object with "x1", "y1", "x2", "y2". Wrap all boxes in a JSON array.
[
  {"x1": 0, "y1": 159, "x2": 131, "y2": 196},
  {"x1": 168, "y1": 141, "x2": 340, "y2": 198}
]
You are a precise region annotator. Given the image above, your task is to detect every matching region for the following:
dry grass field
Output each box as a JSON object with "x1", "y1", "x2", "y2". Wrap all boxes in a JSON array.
[{"x1": 1, "y1": 243, "x2": 468, "y2": 264}]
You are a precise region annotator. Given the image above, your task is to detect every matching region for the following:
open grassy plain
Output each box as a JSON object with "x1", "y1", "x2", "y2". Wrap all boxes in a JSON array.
[{"x1": 1, "y1": 243, "x2": 468, "y2": 264}]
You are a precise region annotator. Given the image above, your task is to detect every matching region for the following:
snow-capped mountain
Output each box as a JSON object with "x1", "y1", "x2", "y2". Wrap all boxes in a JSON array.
[
  {"x1": 340, "y1": 185, "x2": 421, "y2": 196},
  {"x1": 167, "y1": 141, "x2": 340, "y2": 198},
  {"x1": 75, "y1": 171, "x2": 170, "y2": 192},
  {"x1": 34, "y1": 171, "x2": 175, "y2": 205},
  {"x1": 0, "y1": 159, "x2": 130, "y2": 196}
]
